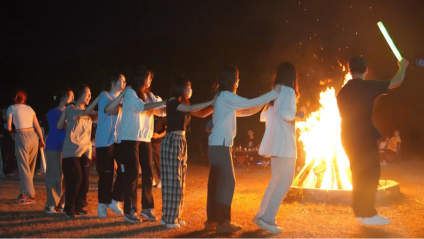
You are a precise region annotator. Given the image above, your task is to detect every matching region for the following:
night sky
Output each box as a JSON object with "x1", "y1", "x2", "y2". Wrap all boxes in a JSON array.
[{"x1": 4, "y1": 0, "x2": 424, "y2": 157}]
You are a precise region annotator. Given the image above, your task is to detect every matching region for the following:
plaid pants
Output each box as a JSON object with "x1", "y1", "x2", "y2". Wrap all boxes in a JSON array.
[{"x1": 160, "y1": 132, "x2": 187, "y2": 224}]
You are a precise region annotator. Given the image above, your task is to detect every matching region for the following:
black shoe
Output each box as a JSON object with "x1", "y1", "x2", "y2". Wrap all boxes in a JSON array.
[{"x1": 76, "y1": 209, "x2": 88, "y2": 215}]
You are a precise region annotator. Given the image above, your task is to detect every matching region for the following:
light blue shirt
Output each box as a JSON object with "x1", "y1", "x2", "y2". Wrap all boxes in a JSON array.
[{"x1": 95, "y1": 91, "x2": 120, "y2": 148}]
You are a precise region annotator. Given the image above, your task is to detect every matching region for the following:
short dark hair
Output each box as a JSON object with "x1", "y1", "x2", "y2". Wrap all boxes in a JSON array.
[
  {"x1": 349, "y1": 56, "x2": 367, "y2": 74},
  {"x1": 14, "y1": 90, "x2": 27, "y2": 104},
  {"x1": 218, "y1": 65, "x2": 239, "y2": 92}
]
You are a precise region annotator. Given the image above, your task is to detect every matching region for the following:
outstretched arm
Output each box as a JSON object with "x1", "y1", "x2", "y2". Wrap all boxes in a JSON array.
[
  {"x1": 191, "y1": 105, "x2": 214, "y2": 118},
  {"x1": 389, "y1": 58, "x2": 409, "y2": 89},
  {"x1": 236, "y1": 105, "x2": 264, "y2": 117}
]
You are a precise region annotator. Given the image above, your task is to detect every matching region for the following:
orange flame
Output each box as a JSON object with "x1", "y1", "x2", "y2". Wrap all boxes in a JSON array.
[{"x1": 293, "y1": 65, "x2": 353, "y2": 190}]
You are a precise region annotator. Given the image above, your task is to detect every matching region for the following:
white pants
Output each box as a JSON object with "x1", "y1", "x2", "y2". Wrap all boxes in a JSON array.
[{"x1": 256, "y1": 157, "x2": 296, "y2": 224}]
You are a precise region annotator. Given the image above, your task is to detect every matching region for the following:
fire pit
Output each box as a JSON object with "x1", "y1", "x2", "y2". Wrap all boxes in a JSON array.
[{"x1": 289, "y1": 179, "x2": 400, "y2": 204}]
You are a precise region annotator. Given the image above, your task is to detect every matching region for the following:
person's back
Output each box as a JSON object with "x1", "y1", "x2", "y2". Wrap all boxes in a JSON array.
[
  {"x1": 337, "y1": 78, "x2": 389, "y2": 141},
  {"x1": 8, "y1": 104, "x2": 35, "y2": 130}
]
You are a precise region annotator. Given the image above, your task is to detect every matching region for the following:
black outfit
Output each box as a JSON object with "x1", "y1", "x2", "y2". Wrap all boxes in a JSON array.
[
  {"x1": 337, "y1": 78, "x2": 390, "y2": 217},
  {"x1": 62, "y1": 154, "x2": 90, "y2": 215},
  {"x1": 95, "y1": 143, "x2": 124, "y2": 204},
  {"x1": 119, "y1": 140, "x2": 140, "y2": 214},
  {"x1": 151, "y1": 116, "x2": 166, "y2": 182}
]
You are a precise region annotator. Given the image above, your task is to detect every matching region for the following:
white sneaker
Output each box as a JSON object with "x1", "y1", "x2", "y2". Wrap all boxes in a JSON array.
[
  {"x1": 255, "y1": 218, "x2": 282, "y2": 234},
  {"x1": 357, "y1": 214, "x2": 390, "y2": 225},
  {"x1": 98, "y1": 203, "x2": 108, "y2": 218},
  {"x1": 160, "y1": 218, "x2": 180, "y2": 229},
  {"x1": 108, "y1": 200, "x2": 123, "y2": 215}
]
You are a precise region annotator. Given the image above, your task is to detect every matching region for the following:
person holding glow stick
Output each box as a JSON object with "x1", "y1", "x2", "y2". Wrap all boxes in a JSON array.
[{"x1": 337, "y1": 56, "x2": 408, "y2": 225}]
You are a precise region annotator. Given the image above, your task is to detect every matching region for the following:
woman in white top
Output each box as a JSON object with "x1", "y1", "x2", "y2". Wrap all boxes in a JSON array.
[
  {"x1": 206, "y1": 65, "x2": 279, "y2": 233},
  {"x1": 95, "y1": 73, "x2": 127, "y2": 218},
  {"x1": 7, "y1": 90, "x2": 45, "y2": 204},
  {"x1": 106, "y1": 66, "x2": 167, "y2": 223},
  {"x1": 254, "y1": 62, "x2": 302, "y2": 234}
]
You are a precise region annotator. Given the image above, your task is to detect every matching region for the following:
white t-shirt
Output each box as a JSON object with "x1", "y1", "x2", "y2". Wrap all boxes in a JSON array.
[
  {"x1": 208, "y1": 90, "x2": 278, "y2": 147},
  {"x1": 95, "y1": 91, "x2": 121, "y2": 148},
  {"x1": 118, "y1": 88, "x2": 165, "y2": 142},
  {"x1": 7, "y1": 104, "x2": 35, "y2": 129}
]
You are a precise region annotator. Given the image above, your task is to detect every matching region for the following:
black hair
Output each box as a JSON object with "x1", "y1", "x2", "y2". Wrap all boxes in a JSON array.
[
  {"x1": 274, "y1": 62, "x2": 298, "y2": 95},
  {"x1": 76, "y1": 84, "x2": 90, "y2": 98},
  {"x1": 349, "y1": 56, "x2": 367, "y2": 74},
  {"x1": 128, "y1": 65, "x2": 154, "y2": 101},
  {"x1": 172, "y1": 76, "x2": 191, "y2": 104},
  {"x1": 218, "y1": 65, "x2": 239, "y2": 92}
]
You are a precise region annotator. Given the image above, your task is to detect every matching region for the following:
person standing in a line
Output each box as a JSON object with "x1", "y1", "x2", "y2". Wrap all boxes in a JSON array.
[
  {"x1": 44, "y1": 89, "x2": 74, "y2": 213},
  {"x1": 95, "y1": 73, "x2": 127, "y2": 218},
  {"x1": 337, "y1": 56, "x2": 409, "y2": 225},
  {"x1": 58, "y1": 85, "x2": 100, "y2": 218},
  {"x1": 7, "y1": 90, "x2": 46, "y2": 204}
]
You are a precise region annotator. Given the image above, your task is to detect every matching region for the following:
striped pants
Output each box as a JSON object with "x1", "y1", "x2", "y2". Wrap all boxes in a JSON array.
[{"x1": 160, "y1": 131, "x2": 187, "y2": 224}]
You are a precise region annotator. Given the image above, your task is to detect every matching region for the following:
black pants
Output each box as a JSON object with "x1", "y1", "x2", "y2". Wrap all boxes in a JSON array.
[
  {"x1": 95, "y1": 144, "x2": 124, "y2": 204},
  {"x1": 151, "y1": 140, "x2": 161, "y2": 182},
  {"x1": 206, "y1": 146, "x2": 235, "y2": 224},
  {"x1": 120, "y1": 141, "x2": 154, "y2": 214},
  {"x1": 139, "y1": 142, "x2": 154, "y2": 210},
  {"x1": 62, "y1": 155, "x2": 90, "y2": 215},
  {"x1": 342, "y1": 133, "x2": 380, "y2": 217}
]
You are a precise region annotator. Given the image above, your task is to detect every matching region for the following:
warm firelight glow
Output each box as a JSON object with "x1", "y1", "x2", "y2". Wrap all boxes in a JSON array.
[{"x1": 293, "y1": 68, "x2": 353, "y2": 190}]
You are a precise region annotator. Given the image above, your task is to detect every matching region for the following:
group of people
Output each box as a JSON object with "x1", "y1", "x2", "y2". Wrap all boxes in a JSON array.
[{"x1": 3, "y1": 55, "x2": 410, "y2": 235}]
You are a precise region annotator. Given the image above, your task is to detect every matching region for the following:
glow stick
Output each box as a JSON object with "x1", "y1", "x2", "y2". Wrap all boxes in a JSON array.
[{"x1": 377, "y1": 21, "x2": 403, "y2": 62}]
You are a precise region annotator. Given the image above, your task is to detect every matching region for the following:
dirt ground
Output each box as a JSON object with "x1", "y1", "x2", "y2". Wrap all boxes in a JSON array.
[{"x1": 1, "y1": 157, "x2": 423, "y2": 238}]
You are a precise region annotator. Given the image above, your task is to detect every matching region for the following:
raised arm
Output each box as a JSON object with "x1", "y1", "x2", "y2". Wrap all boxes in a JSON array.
[
  {"x1": 389, "y1": 58, "x2": 409, "y2": 89},
  {"x1": 56, "y1": 108, "x2": 67, "y2": 130},
  {"x1": 33, "y1": 114, "x2": 45, "y2": 148}
]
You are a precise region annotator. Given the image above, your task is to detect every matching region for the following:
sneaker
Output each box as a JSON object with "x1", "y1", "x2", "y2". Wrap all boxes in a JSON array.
[
  {"x1": 45, "y1": 206, "x2": 57, "y2": 214},
  {"x1": 357, "y1": 214, "x2": 390, "y2": 225},
  {"x1": 76, "y1": 209, "x2": 88, "y2": 215},
  {"x1": 124, "y1": 213, "x2": 141, "y2": 223},
  {"x1": 160, "y1": 218, "x2": 182, "y2": 229},
  {"x1": 216, "y1": 222, "x2": 242, "y2": 234},
  {"x1": 140, "y1": 209, "x2": 157, "y2": 221},
  {"x1": 178, "y1": 219, "x2": 186, "y2": 226},
  {"x1": 55, "y1": 205, "x2": 64, "y2": 213},
  {"x1": 17, "y1": 194, "x2": 35, "y2": 205},
  {"x1": 255, "y1": 218, "x2": 282, "y2": 234},
  {"x1": 98, "y1": 203, "x2": 108, "y2": 218},
  {"x1": 108, "y1": 200, "x2": 123, "y2": 215}
]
